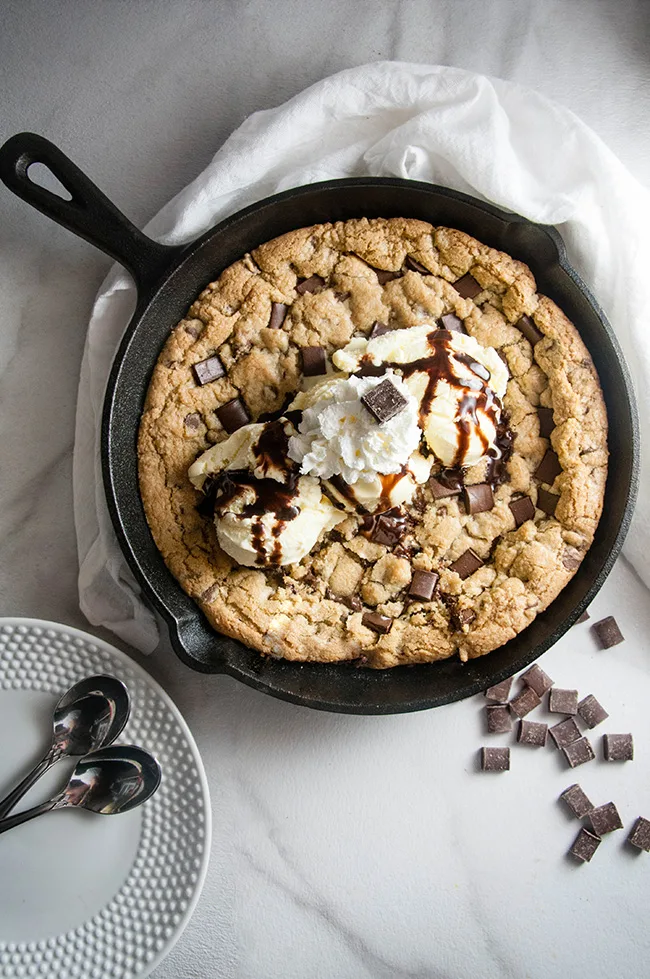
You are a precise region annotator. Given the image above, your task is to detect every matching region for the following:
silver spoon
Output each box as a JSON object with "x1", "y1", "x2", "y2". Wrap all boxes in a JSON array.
[
  {"x1": 0, "y1": 674, "x2": 130, "y2": 819},
  {"x1": 0, "y1": 746, "x2": 161, "y2": 835}
]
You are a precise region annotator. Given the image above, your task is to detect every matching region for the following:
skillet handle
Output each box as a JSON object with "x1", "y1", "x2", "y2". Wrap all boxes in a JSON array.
[{"x1": 0, "y1": 132, "x2": 181, "y2": 294}]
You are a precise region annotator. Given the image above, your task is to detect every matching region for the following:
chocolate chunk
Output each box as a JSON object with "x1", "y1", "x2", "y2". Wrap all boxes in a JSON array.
[
  {"x1": 362, "y1": 611, "x2": 393, "y2": 635},
  {"x1": 518, "y1": 719, "x2": 548, "y2": 747},
  {"x1": 537, "y1": 407, "x2": 555, "y2": 438},
  {"x1": 296, "y1": 274, "x2": 326, "y2": 295},
  {"x1": 374, "y1": 267, "x2": 401, "y2": 285},
  {"x1": 340, "y1": 595, "x2": 363, "y2": 613},
  {"x1": 509, "y1": 685, "x2": 541, "y2": 718},
  {"x1": 549, "y1": 718, "x2": 582, "y2": 749},
  {"x1": 535, "y1": 449, "x2": 562, "y2": 485},
  {"x1": 452, "y1": 607, "x2": 476, "y2": 629},
  {"x1": 577, "y1": 694, "x2": 608, "y2": 729},
  {"x1": 370, "y1": 320, "x2": 391, "y2": 338},
  {"x1": 569, "y1": 828, "x2": 601, "y2": 863},
  {"x1": 514, "y1": 314, "x2": 543, "y2": 345},
  {"x1": 549, "y1": 688, "x2": 579, "y2": 715},
  {"x1": 184, "y1": 412, "x2": 201, "y2": 431},
  {"x1": 463, "y1": 483, "x2": 494, "y2": 515},
  {"x1": 216, "y1": 397, "x2": 250, "y2": 434},
  {"x1": 521, "y1": 664, "x2": 554, "y2": 697},
  {"x1": 588, "y1": 802, "x2": 623, "y2": 835},
  {"x1": 366, "y1": 510, "x2": 407, "y2": 547},
  {"x1": 429, "y1": 471, "x2": 463, "y2": 499},
  {"x1": 448, "y1": 548, "x2": 483, "y2": 580},
  {"x1": 537, "y1": 487, "x2": 559, "y2": 516},
  {"x1": 301, "y1": 346, "x2": 327, "y2": 377},
  {"x1": 509, "y1": 496, "x2": 536, "y2": 527},
  {"x1": 563, "y1": 736, "x2": 596, "y2": 768},
  {"x1": 486, "y1": 704, "x2": 512, "y2": 734},
  {"x1": 453, "y1": 272, "x2": 482, "y2": 299},
  {"x1": 361, "y1": 378, "x2": 408, "y2": 424},
  {"x1": 437, "y1": 312, "x2": 466, "y2": 334},
  {"x1": 593, "y1": 616, "x2": 624, "y2": 649},
  {"x1": 484, "y1": 677, "x2": 514, "y2": 703},
  {"x1": 577, "y1": 610, "x2": 590, "y2": 623},
  {"x1": 184, "y1": 322, "x2": 203, "y2": 339},
  {"x1": 560, "y1": 784, "x2": 594, "y2": 819},
  {"x1": 334, "y1": 290, "x2": 350, "y2": 301},
  {"x1": 603, "y1": 733, "x2": 634, "y2": 761},
  {"x1": 192, "y1": 355, "x2": 225, "y2": 386},
  {"x1": 627, "y1": 817, "x2": 650, "y2": 852},
  {"x1": 408, "y1": 569, "x2": 439, "y2": 601},
  {"x1": 268, "y1": 302, "x2": 289, "y2": 330},
  {"x1": 562, "y1": 549, "x2": 582, "y2": 571},
  {"x1": 480, "y1": 747, "x2": 510, "y2": 771},
  {"x1": 404, "y1": 255, "x2": 431, "y2": 274}
]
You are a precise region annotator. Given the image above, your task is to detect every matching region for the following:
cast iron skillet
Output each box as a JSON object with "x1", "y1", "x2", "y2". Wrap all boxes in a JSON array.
[{"x1": 0, "y1": 133, "x2": 639, "y2": 715}]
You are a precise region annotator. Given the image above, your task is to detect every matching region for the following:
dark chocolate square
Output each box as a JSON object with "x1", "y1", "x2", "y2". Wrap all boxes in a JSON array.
[
  {"x1": 535, "y1": 449, "x2": 562, "y2": 485},
  {"x1": 374, "y1": 267, "x2": 401, "y2": 285},
  {"x1": 408, "y1": 569, "x2": 439, "y2": 601},
  {"x1": 569, "y1": 828, "x2": 601, "y2": 863},
  {"x1": 486, "y1": 705, "x2": 513, "y2": 734},
  {"x1": 537, "y1": 488, "x2": 559, "y2": 516},
  {"x1": 370, "y1": 320, "x2": 391, "y2": 338},
  {"x1": 301, "y1": 346, "x2": 327, "y2": 377},
  {"x1": 215, "y1": 397, "x2": 250, "y2": 434},
  {"x1": 592, "y1": 616, "x2": 624, "y2": 649},
  {"x1": 361, "y1": 378, "x2": 408, "y2": 424},
  {"x1": 560, "y1": 784, "x2": 594, "y2": 819},
  {"x1": 429, "y1": 471, "x2": 463, "y2": 498},
  {"x1": 448, "y1": 548, "x2": 483, "y2": 580},
  {"x1": 509, "y1": 496, "x2": 536, "y2": 528},
  {"x1": 537, "y1": 406, "x2": 555, "y2": 438},
  {"x1": 362, "y1": 611, "x2": 392, "y2": 635},
  {"x1": 603, "y1": 733, "x2": 634, "y2": 761},
  {"x1": 577, "y1": 694, "x2": 608, "y2": 729},
  {"x1": 521, "y1": 664, "x2": 553, "y2": 697},
  {"x1": 484, "y1": 677, "x2": 514, "y2": 703},
  {"x1": 549, "y1": 688, "x2": 579, "y2": 715},
  {"x1": 588, "y1": 802, "x2": 623, "y2": 835},
  {"x1": 453, "y1": 272, "x2": 482, "y2": 299},
  {"x1": 518, "y1": 719, "x2": 548, "y2": 747},
  {"x1": 549, "y1": 718, "x2": 582, "y2": 749},
  {"x1": 404, "y1": 256, "x2": 431, "y2": 274},
  {"x1": 192, "y1": 355, "x2": 225, "y2": 386},
  {"x1": 480, "y1": 747, "x2": 510, "y2": 771},
  {"x1": 268, "y1": 302, "x2": 289, "y2": 329},
  {"x1": 296, "y1": 274, "x2": 326, "y2": 295},
  {"x1": 463, "y1": 483, "x2": 494, "y2": 515},
  {"x1": 627, "y1": 817, "x2": 650, "y2": 852},
  {"x1": 509, "y1": 685, "x2": 541, "y2": 718},
  {"x1": 514, "y1": 314, "x2": 543, "y2": 345},
  {"x1": 563, "y1": 737, "x2": 595, "y2": 768},
  {"x1": 437, "y1": 312, "x2": 466, "y2": 333}
]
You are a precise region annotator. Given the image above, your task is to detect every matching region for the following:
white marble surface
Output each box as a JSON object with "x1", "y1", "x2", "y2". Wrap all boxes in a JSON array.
[{"x1": 1, "y1": 2, "x2": 649, "y2": 977}]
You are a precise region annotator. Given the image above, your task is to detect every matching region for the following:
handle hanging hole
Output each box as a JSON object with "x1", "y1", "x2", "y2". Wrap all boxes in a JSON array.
[{"x1": 26, "y1": 161, "x2": 73, "y2": 201}]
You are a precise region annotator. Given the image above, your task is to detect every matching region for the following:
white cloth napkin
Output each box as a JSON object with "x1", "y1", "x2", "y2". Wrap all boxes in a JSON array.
[{"x1": 74, "y1": 61, "x2": 650, "y2": 654}]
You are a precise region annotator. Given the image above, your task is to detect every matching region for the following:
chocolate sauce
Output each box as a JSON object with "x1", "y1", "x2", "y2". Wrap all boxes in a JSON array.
[
  {"x1": 256, "y1": 393, "x2": 294, "y2": 423},
  {"x1": 253, "y1": 420, "x2": 293, "y2": 476},
  {"x1": 213, "y1": 468, "x2": 301, "y2": 564},
  {"x1": 485, "y1": 413, "x2": 514, "y2": 487},
  {"x1": 327, "y1": 474, "x2": 368, "y2": 512},
  {"x1": 454, "y1": 351, "x2": 490, "y2": 382}
]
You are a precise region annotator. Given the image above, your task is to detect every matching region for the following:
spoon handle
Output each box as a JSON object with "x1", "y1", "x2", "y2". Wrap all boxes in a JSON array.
[
  {"x1": 0, "y1": 750, "x2": 58, "y2": 819},
  {"x1": 0, "y1": 797, "x2": 60, "y2": 835}
]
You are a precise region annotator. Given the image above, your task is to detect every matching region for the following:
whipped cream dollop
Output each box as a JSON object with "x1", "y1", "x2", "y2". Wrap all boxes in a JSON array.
[
  {"x1": 332, "y1": 325, "x2": 509, "y2": 468},
  {"x1": 188, "y1": 420, "x2": 344, "y2": 567}
]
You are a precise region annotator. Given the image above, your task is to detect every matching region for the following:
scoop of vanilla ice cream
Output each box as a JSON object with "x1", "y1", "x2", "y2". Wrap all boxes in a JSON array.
[{"x1": 188, "y1": 423, "x2": 288, "y2": 490}]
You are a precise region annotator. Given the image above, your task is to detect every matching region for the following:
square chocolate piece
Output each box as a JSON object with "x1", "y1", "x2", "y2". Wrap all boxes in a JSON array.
[
  {"x1": 404, "y1": 255, "x2": 430, "y2": 274},
  {"x1": 301, "y1": 346, "x2": 327, "y2": 377},
  {"x1": 361, "y1": 378, "x2": 408, "y2": 424},
  {"x1": 448, "y1": 548, "x2": 483, "y2": 580},
  {"x1": 534, "y1": 449, "x2": 562, "y2": 485},
  {"x1": 192, "y1": 355, "x2": 225, "y2": 386},
  {"x1": 518, "y1": 719, "x2": 548, "y2": 747},
  {"x1": 592, "y1": 616, "x2": 624, "y2": 649},
  {"x1": 627, "y1": 817, "x2": 650, "y2": 852},
  {"x1": 514, "y1": 314, "x2": 543, "y2": 346},
  {"x1": 537, "y1": 488, "x2": 559, "y2": 516},
  {"x1": 577, "y1": 694, "x2": 608, "y2": 729},
  {"x1": 521, "y1": 664, "x2": 553, "y2": 697},
  {"x1": 408, "y1": 569, "x2": 439, "y2": 602},
  {"x1": 296, "y1": 274, "x2": 326, "y2": 295},
  {"x1": 509, "y1": 685, "x2": 541, "y2": 718},
  {"x1": 486, "y1": 705, "x2": 513, "y2": 734},
  {"x1": 560, "y1": 784, "x2": 594, "y2": 819},
  {"x1": 480, "y1": 747, "x2": 510, "y2": 771},
  {"x1": 453, "y1": 272, "x2": 482, "y2": 299},
  {"x1": 603, "y1": 733, "x2": 634, "y2": 761},
  {"x1": 509, "y1": 496, "x2": 535, "y2": 528},
  {"x1": 537, "y1": 406, "x2": 555, "y2": 438},
  {"x1": 215, "y1": 397, "x2": 250, "y2": 434},
  {"x1": 563, "y1": 737, "x2": 596, "y2": 768},
  {"x1": 437, "y1": 312, "x2": 466, "y2": 333},
  {"x1": 370, "y1": 320, "x2": 390, "y2": 338},
  {"x1": 373, "y1": 267, "x2": 401, "y2": 285},
  {"x1": 549, "y1": 688, "x2": 579, "y2": 715},
  {"x1": 268, "y1": 302, "x2": 289, "y2": 330},
  {"x1": 361, "y1": 611, "x2": 392, "y2": 635},
  {"x1": 588, "y1": 802, "x2": 623, "y2": 836},
  {"x1": 484, "y1": 677, "x2": 514, "y2": 704},
  {"x1": 549, "y1": 717, "x2": 582, "y2": 749},
  {"x1": 429, "y1": 471, "x2": 463, "y2": 498},
  {"x1": 463, "y1": 483, "x2": 494, "y2": 514},
  {"x1": 569, "y1": 828, "x2": 601, "y2": 863}
]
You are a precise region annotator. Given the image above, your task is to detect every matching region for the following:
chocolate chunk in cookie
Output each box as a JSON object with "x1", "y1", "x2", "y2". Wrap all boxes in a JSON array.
[
  {"x1": 537, "y1": 406, "x2": 555, "y2": 438},
  {"x1": 268, "y1": 302, "x2": 289, "y2": 329},
  {"x1": 537, "y1": 488, "x2": 559, "y2": 516},
  {"x1": 448, "y1": 548, "x2": 483, "y2": 580},
  {"x1": 463, "y1": 483, "x2": 494, "y2": 514},
  {"x1": 192, "y1": 355, "x2": 225, "y2": 386},
  {"x1": 453, "y1": 272, "x2": 482, "y2": 299},
  {"x1": 404, "y1": 255, "x2": 431, "y2": 274},
  {"x1": 215, "y1": 397, "x2": 250, "y2": 433},
  {"x1": 535, "y1": 449, "x2": 562, "y2": 484},
  {"x1": 301, "y1": 346, "x2": 327, "y2": 377},
  {"x1": 509, "y1": 495, "x2": 535, "y2": 527},
  {"x1": 362, "y1": 508, "x2": 407, "y2": 546},
  {"x1": 184, "y1": 412, "x2": 202, "y2": 431},
  {"x1": 362, "y1": 611, "x2": 393, "y2": 634},
  {"x1": 296, "y1": 274, "x2": 326, "y2": 295},
  {"x1": 436, "y1": 312, "x2": 465, "y2": 334},
  {"x1": 370, "y1": 320, "x2": 391, "y2": 338},
  {"x1": 514, "y1": 314, "x2": 543, "y2": 346},
  {"x1": 373, "y1": 267, "x2": 402, "y2": 285},
  {"x1": 408, "y1": 569, "x2": 439, "y2": 601},
  {"x1": 361, "y1": 379, "x2": 408, "y2": 424},
  {"x1": 429, "y1": 470, "x2": 463, "y2": 499}
]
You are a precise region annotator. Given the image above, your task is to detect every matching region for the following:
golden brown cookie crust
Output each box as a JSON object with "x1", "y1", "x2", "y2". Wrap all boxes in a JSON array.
[{"x1": 138, "y1": 218, "x2": 608, "y2": 668}]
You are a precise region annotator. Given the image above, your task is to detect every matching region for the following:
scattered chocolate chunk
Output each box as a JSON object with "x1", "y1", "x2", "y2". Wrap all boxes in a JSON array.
[
  {"x1": 364, "y1": 509, "x2": 407, "y2": 547},
  {"x1": 569, "y1": 828, "x2": 601, "y2": 863},
  {"x1": 537, "y1": 407, "x2": 555, "y2": 438},
  {"x1": 184, "y1": 412, "x2": 201, "y2": 431},
  {"x1": 518, "y1": 719, "x2": 548, "y2": 747},
  {"x1": 484, "y1": 677, "x2": 514, "y2": 703},
  {"x1": 408, "y1": 569, "x2": 439, "y2": 601},
  {"x1": 452, "y1": 607, "x2": 476, "y2": 630},
  {"x1": 577, "y1": 694, "x2": 608, "y2": 729},
  {"x1": 356, "y1": 360, "x2": 386, "y2": 377},
  {"x1": 453, "y1": 272, "x2": 482, "y2": 299},
  {"x1": 449, "y1": 548, "x2": 483, "y2": 580},
  {"x1": 184, "y1": 322, "x2": 203, "y2": 339},
  {"x1": 537, "y1": 487, "x2": 559, "y2": 516},
  {"x1": 192, "y1": 355, "x2": 225, "y2": 386},
  {"x1": 480, "y1": 747, "x2": 510, "y2": 771},
  {"x1": 627, "y1": 817, "x2": 650, "y2": 852},
  {"x1": 404, "y1": 255, "x2": 431, "y2": 274},
  {"x1": 437, "y1": 312, "x2": 466, "y2": 333},
  {"x1": 361, "y1": 378, "x2": 408, "y2": 424},
  {"x1": 296, "y1": 274, "x2": 326, "y2": 295},
  {"x1": 577, "y1": 610, "x2": 590, "y2": 623},
  {"x1": 362, "y1": 611, "x2": 393, "y2": 635},
  {"x1": 549, "y1": 688, "x2": 579, "y2": 715},
  {"x1": 509, "y1": 685, "x2": 541, "y2": 718},
  {"x1": 334, "y1": 290, "x2": 350, "y2": 301},
  {"x1": 370, "y1": 320, "x2": 391, "y2": 338},
  {"x1": 549, "y1": 718, "x2": 582, "y2": 749},
  {"x1": 268, "y1": 302, "x2": 289, "y2": 330},
  {"x1": 486, "y1": 705, "x2": 513, "y2": 734},
  {"x1": 535, "y1": 449, "x2": 562, "y2": 484},
  {"x1": 514, "y1": 314, "x2": 543, "y2": 346},
  {"x1": 216, "y1": 397, "x2": 250, "y2": 434},
  {"x1": 588, "y1": 802, "x2": 623, "y2": 835},
  {"x1": 301, "y1": 346, "x2": 327, "y2": 377},
  {"x1": 562, "y1": 549, "x2": 582, "y2": 571},
  {"x1": 463, "y1": 483, "x2": 494, "y2": 515},
  {"x1": 340, "y1": 595, "x2": 363, "y2": 613},
  {"x1": 593, "y1": 616, "x2": 624, "y2": 649},
  {"x1": 509, "y1": 496, "x2": 536, "y2": 527},
  {"x1": 374, "y1": 267, "x2": 401, "y2": 285},
  {"x1": 603, "y1": 733, "x2": 634, "y2": 761},
  {"x1": 521, "y1": 664, "x2": 553, "y2": 697},
  {"x1": 560, "y1": 784, "x2": 594, "y2": 819},
  {"x1": 563, "y1": 737, "x2": 596, "y2": 768},
  {"x1": 429, "y1": 471, "x2": 463, "y2": 499}
]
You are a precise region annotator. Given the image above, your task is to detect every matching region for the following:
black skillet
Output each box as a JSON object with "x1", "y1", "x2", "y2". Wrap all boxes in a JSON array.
[{"x1": 0, "y1": 133, "x2": 639, "y2": 714}]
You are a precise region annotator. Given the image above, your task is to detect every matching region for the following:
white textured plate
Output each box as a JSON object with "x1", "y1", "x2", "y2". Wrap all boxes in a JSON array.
[{"x1": 0, "y1": 618, "x2": 211, "y2": 979}]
